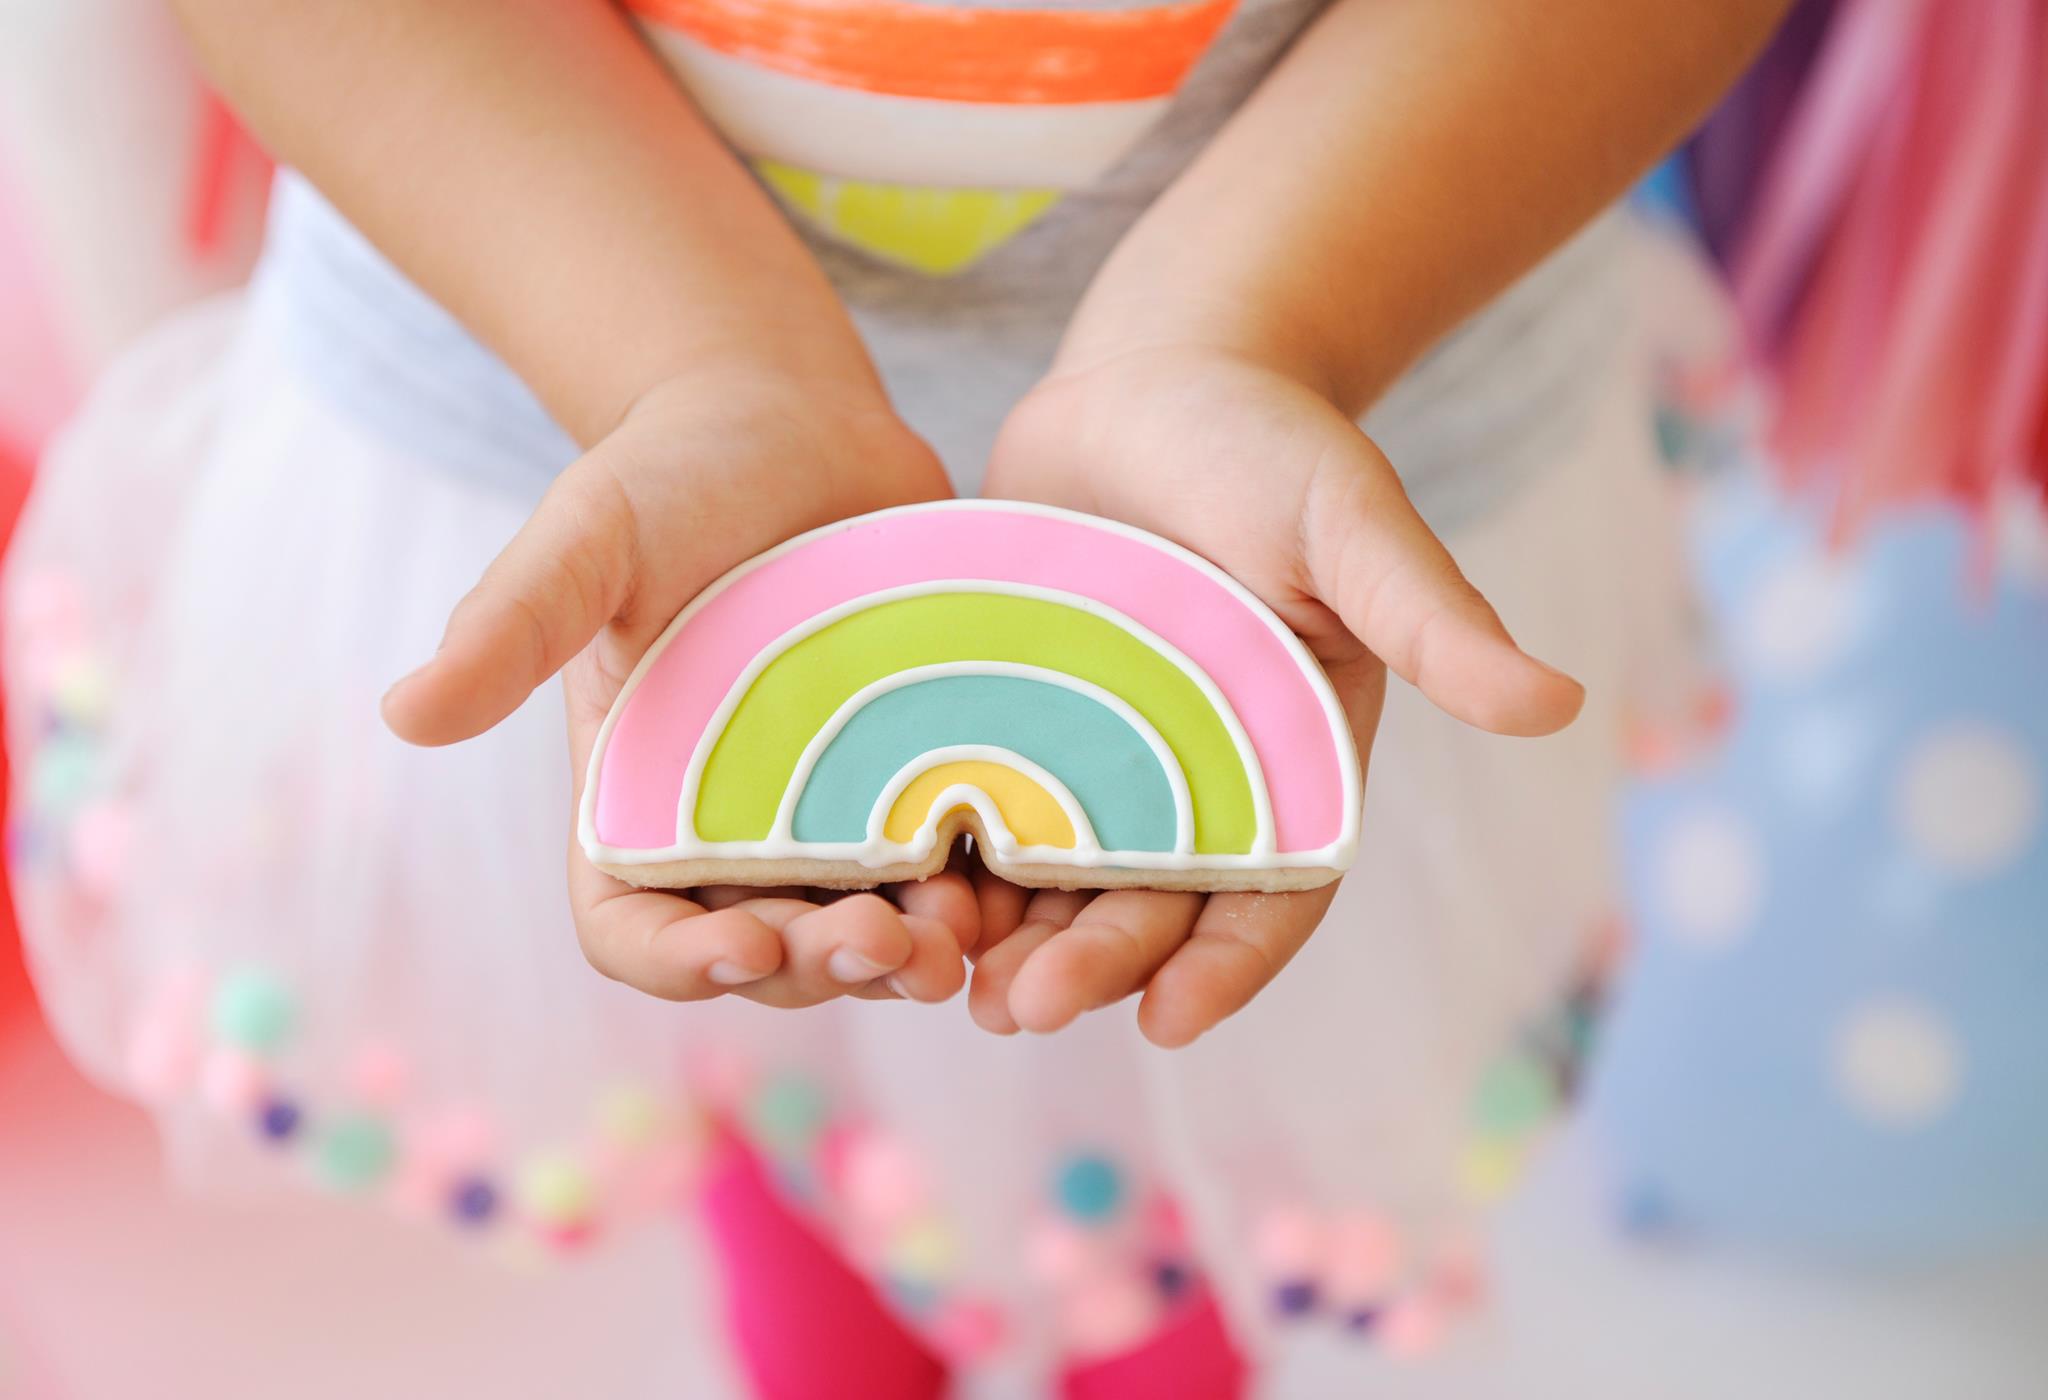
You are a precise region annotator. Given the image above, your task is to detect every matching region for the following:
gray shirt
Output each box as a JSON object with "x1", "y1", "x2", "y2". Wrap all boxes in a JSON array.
[{"x1": 268, "y1": 0, "x2": 1632, "y2": 530}]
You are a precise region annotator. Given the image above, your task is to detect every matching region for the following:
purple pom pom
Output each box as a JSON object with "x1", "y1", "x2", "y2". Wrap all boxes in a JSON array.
[
  {"x1": 257, "y1": 1097, "x2": 302, "y2": 1143},
  {"x1": 1343, "y1": 1306, "x2": 1382, "y2": 1335},
  {"x1": 449, "y1": 1176, "x2": 498, "y2": 1226},
  {"x1": 1272, "y1": 1279, "x2": 1319, "y2": 1317}
]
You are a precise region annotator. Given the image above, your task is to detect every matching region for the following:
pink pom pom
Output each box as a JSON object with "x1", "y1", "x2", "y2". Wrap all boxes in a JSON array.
[
  {"x1": 1024, "y1": 1217, "x2": 1100, "y2": 1286},
  {"x1": 10, "y1": 570, "x2": 85, "y2": 651},
  {"x1": 125, "y1": 970, "x2": 207, "y2": 1100},
  {"x1": 1324, "y1": 1210, "x2": 1402, "y2": 1302},
  {"x1": 1061, "y1": 1276, "x2": 1162, "y2": 1359},
  {"x1": 68, "y1": 799, "x2": 133, "y2": 897},
  {"x1": 1430, "y1": 1236, "x2": 1487, "y2": 1311},
  {"x1": 1143, "y1": 1191, "x2": 1189, "y2": 1250},
  {"x1": 615, "y1": 1142, "x2": 698, "y2": 1213},
  {"x1": 1250, "y1": 1205, "x2": 1322, "y2": 1279},
  {"x1": 384, "y1": 1161, "x2": 442, "y2": 1219},
  {"x1": 16, "y1": 638, "x2": 70, "y2": 693},
  {"x1": 411, "y1": 1107, "x2": 495, "y2": 1165},
  {"x1": 688, "y1": 1045, "x2": 755, "y2": 1107},
  {"x1": 542, "y1": 1221, "x2": 598, "y2": 1255},
  {"x1": 199, "y1": 1048, "x2": 268, "y2": 1115},
  {"x1": 344, "y1": 1042, "x2": 410, "y2": 1107},
  {"x1": 930, "y1": 1299, "x2": 1007, "y2": 1363},
  {"x1": 841, "y1": 1132, "x2": 925, "y2": 1226},
  {"x1": 814, "y1": 1121, "x2": 858, "y2": 1192},
  {"x1": 1379, "y1": 1297, "x2": 1447, "y2": 1360},
  {"x1": 127, "y1": 1022, "x2": 201, "y2": 1102}
]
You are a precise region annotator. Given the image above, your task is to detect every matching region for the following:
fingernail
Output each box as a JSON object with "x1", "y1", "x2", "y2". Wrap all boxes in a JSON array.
[
  {"x1": 707, "y1": 960, "x2": 767, "y2": 986},
  {"x1": 828, "y1": 948, "x2": 895, "y2": 985},
  {"x1": 884, "y1": 974, "x2": 912, "y2": 1000}
]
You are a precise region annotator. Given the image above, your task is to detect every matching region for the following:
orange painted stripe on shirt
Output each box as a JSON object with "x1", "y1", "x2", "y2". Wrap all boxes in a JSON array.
[{"x1": 626, "y1": 0, "x2": 1238, "y2": 104}]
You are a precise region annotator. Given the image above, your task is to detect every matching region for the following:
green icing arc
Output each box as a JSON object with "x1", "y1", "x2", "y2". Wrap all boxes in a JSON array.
[{"x1": 693, "y1": 592, "x2": 1257, "y2": 854}]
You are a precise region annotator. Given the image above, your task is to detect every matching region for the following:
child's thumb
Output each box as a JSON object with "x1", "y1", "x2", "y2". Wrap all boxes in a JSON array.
[
  {"x1": 382, "y1": 457, "x2": 635, "y2": 747},
  {"x1": 1305, "y1": 432, "x2": 1584, "y2": 738}
]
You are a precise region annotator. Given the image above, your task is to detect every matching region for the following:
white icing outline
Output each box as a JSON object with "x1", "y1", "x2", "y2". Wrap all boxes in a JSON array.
[
  {"x1": 866, "y1": 745, "x2": 1101, "y2": 863},
  {"x1": 768, "y1": 662, "x2": 1193, "y2": 854},
  {"x1": 579, "y1": 501, "x2": 1361, "y2": 875}
]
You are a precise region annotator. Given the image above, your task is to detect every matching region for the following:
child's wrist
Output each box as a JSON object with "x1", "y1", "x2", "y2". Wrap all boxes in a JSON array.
[
  {"x1": 1051, "y1": 288, "x2": 1385, "y2": 416},
  {"x1": 612, "y1": 363, "x2": 943, "y2": 516},
  {"x1": 563, "y1": 291, "x2": 896, "y2": 446},
  {"x1": 610, "y1": 353, "x2": 897, "y2": 441}
]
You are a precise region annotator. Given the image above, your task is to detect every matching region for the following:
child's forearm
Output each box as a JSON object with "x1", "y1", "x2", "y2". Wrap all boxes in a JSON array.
[
  {"x1": 173, "y1": 0, "x2": 883, "y2": 443},
  {"x1": 1061, "y1": 0, "x2": 1792, "y2": 414}
]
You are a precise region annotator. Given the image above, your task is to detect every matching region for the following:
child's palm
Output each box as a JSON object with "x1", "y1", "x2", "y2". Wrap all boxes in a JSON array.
[
  {"x1": 384, "y1": 375, "x2": 980, "y2": 1007},
  {"x1": 973, "y1": 348, "x2": 1584, "y2": 1045}
]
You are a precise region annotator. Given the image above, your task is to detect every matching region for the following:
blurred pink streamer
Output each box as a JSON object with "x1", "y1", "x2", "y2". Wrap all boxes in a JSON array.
[
  {"x1": 1979, "y1": 23, "x2": 2048, "y2": 491},
  {"x1": 1730, "y1": 0, "x2": 1920, "y2": 351},
  {"x1": 1729, "y1": 0, "x2": 2048, "y2": 516}
]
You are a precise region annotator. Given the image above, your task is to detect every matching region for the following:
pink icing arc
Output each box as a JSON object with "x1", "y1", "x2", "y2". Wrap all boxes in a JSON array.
[{"x1": 595, "y1": 506, "x2": 1346, "y2": 852}]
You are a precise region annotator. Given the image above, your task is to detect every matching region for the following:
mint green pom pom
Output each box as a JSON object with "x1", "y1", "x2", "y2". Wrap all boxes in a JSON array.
[
  {"x1": 746, "y1": 1073, "x2": 829, "y2": 1155},
  {"x1": 1472, "y1": 1056, "x2": 1558, "y2": 1138},
  {"x1": 210, "y1": 969, "x2": 296, "y2": 1054},
  {"x1": 315, "y1": 1115, "x2": 396, "y2": 1190},
  {"x1": 29, "y1": 735, "x2": 99, "y2": 816}
]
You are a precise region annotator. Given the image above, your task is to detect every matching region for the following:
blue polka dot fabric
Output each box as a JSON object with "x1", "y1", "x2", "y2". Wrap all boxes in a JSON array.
[{"x1": 1588, "y1": 473, "x2": 2048, "y2": 1253}]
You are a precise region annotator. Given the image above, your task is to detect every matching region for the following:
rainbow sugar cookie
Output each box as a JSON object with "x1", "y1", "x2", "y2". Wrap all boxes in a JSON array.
[{"x1": 580, "y1": 502, "x2": 1360, "y2": 893}]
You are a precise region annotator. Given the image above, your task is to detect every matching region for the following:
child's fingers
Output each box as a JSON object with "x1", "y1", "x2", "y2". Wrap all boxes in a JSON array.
[
  {"x1": 569, "y1": 856, "x2": 787, "y2": 1001},
  {"x1": 699, "y1": 883, "x2": 810, "y2": 906},
  {"x1": 881, "y1": 870, "x2": 983, "y2": 958},
  {"x1": 384, "y1": 451, "x2": 639, "y2": 747},
  {"x1": 848, "y1": 911, "x2": 968, "y2": 1005},
  {"x1": 1134, "y1": 885, "x2": 1340, "y2": 1047},
  {"x1": 1004, "y1": 890, "x2": 1204, "y2": 1034},
  {"x1": 966, "y1": 888, "x2": 1091, "y2": 1034},
  {"x1": 733, "y1": 893, "x2": 920, "y2": 1009},
  {"x1": 1304, "y1": 428, "x2": 1584, "y2": 738},
  {"x1": 967, "y1": 865, "x2": 1033, "y2": 961}
]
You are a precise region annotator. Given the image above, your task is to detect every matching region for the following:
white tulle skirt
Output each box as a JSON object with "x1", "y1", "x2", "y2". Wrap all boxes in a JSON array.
[{"x1": 2, "y1": 210, "x2": 1689, "y2": 1395}]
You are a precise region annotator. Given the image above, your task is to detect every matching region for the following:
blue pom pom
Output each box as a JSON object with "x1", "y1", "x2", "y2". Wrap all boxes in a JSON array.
[
  {"x1": 1052, "y1": 1152, "x2": 1124, "y2": 1223},
  {"x1": 1617, "y1": 1180, "x2": 1677, "y2": 1239},
  {"x1": 885, "y1": 1277, "x2": 941, "y2": 1316}
]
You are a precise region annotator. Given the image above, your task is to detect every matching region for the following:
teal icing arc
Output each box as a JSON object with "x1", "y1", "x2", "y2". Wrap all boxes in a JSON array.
[{"x1": 788, "y1": 675, "x2": 1179, "y2": 852}]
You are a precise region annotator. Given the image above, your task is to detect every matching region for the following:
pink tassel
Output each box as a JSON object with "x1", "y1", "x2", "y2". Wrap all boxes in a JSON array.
[
  {"x1": 1731, "y1": 0, "x2": 1922, "y2": 356},
  {"x1": 1839, "y1": 0, "x2": 2035, "y2": 521},
  {"x1": 1977, "y1": 19, "x2": 2048, "y2": 500},
  {"x1": 1728, "y1": 0, "x2": 2048, "y2": 520}
]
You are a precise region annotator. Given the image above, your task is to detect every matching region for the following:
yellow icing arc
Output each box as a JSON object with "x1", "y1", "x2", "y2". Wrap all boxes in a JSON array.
[{"x1": 882, "y1": 761, "x2": 1077, "y2": 849}]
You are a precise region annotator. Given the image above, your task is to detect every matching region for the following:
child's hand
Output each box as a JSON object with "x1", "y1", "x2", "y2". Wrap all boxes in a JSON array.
[
  {"x1": 971, "y1": 346, "x2": 1585, "y2": 1046},
  {"x1": 382, "y1": 372, "x2": 980, "y2": 1007}
]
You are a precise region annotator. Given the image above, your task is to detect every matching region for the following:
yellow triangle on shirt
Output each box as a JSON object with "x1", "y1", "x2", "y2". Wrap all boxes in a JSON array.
[{"x1": 755, "y1": 160, "x2": 1062, "y2": 277}]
